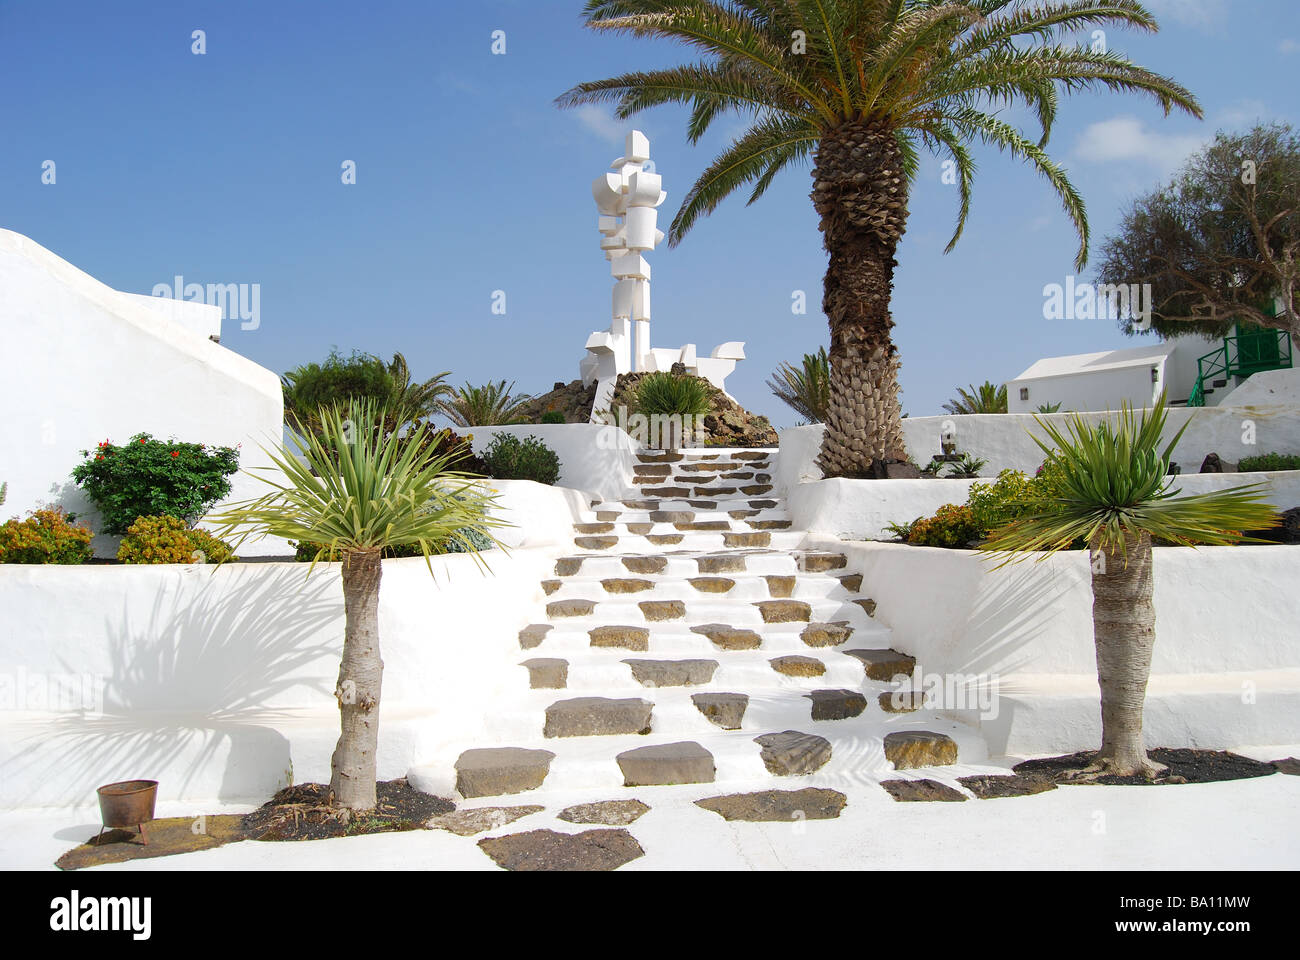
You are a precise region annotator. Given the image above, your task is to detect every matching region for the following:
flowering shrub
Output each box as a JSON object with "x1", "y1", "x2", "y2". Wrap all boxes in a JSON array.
[
  {"x1": 71, "y1": 434, "x2": 240, "y2": 535},
  {"x1": 905, "y1": 504, "x2": 983, "y2": 548},
  {"x1": 117, "y1": 515, "x2": 236, "y2": 564},
  {"x1": 0, "y1": 508, "x2": 94, "y2": 564}
]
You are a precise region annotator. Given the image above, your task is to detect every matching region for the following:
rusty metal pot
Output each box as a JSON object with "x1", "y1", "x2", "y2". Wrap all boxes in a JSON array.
[{"x1": 96, "y1": 779, "x2": 158, "y2": 844}]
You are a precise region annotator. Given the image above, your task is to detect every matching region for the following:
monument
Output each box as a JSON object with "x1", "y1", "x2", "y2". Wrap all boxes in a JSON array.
[{"x1": 581, "y1": 130, "x2": 746, "y2": 420}]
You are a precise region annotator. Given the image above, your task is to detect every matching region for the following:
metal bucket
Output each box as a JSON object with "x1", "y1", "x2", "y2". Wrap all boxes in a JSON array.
[{"x1": 96, "y1": 780, "x2": 158, "y2": 842}]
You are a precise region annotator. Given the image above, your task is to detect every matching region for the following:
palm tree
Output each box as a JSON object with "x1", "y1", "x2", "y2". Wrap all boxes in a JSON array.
[
  {"x1": 558, "y1": 0, "x2": 1200, "y2": 477},
  {"x1": 943, "y1": 380, "x2": 1007, "y2": 414},
  {"x1": 386, "y1": 352, "x2": 454, "y2": 429},
  {"x1": 767, "y1": 346, "x2": 831, "y2": 423},
  {"x1": 209, "y1": 400, "x2": 502, "y2": 810},
  {"x1": 982, "y1": 399, "x2": 1277, "y2": 779},
  {"x1": 440, "y1": 380, "x2": 534, "y2": 427}
]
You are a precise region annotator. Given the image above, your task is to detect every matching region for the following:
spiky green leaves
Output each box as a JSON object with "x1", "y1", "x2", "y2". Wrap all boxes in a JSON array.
[{"x1": 982, "y1": 398, "x2": 1280, "y2": 563}]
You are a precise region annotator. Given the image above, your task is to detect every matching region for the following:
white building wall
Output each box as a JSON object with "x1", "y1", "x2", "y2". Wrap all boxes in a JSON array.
[
  {"x1": 0, "y1": 230, "x2": 286, "y2": 556},
  {"x1": 1008, "y1": 362, "x2": 1161, "y2": 414}
]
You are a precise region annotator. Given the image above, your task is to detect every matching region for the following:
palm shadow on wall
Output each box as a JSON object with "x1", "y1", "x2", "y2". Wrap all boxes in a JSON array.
[{"x1": 3, "y1": 564, "x2": 342, "y2": 806}]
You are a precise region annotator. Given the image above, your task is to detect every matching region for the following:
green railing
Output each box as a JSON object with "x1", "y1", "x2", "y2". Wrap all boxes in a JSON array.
[{"x1": 1188, "y1": 328, "x2": 1292, "y2": 407}]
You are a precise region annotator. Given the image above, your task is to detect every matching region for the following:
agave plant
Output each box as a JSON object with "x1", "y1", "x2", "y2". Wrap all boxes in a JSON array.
[
  {"x1": 767, "y1": 347, "x2": 831, "y2": 424},
  {"x1": 632, "y1": 371, "x2": 714, "y2": 417},
  {"x1": 945, "y1": 452, "x2": 987, "y2": 478},
  {"x1": 558, "y1": 0, "x2": 1199, "y2": 478},
  {"x1": 208, "y1": 400, "x2": 503, "y2": 811},
  {"x1": 943, "y1": 381, "x2": 1008, "y2": 415},
  {"x1": 1036, "y1": 401, "x2": 1063, "y2": 414},
  {"x1": 982, "y1": 399, "x2": 1278, "y2": 780},
  {"x1": 439, "y1": 380, "x2": 534, "y2": 427}
]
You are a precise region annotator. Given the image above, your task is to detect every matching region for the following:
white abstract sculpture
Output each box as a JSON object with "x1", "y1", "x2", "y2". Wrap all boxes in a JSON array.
[{"x1": 581, "y1": 131, "x2": 746, "y2": 419}]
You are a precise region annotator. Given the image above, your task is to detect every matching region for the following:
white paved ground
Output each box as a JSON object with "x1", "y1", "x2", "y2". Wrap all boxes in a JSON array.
[{"x1": 7, "y1": 747, "x2": 1298, "y2": 871}]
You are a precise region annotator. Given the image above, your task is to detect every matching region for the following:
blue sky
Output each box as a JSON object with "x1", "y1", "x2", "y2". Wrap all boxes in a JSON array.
[{"x1": 2, "y1": 0, "x2": 1297, "y2": 426}]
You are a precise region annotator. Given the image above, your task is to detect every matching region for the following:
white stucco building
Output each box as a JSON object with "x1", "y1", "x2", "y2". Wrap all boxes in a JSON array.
[
  {"x1": 1004, "y1": 330, "x2": 1295, "y2": 413},
  {"x1": 0, "y1": 229, "x2": 285, "y2": 556}
]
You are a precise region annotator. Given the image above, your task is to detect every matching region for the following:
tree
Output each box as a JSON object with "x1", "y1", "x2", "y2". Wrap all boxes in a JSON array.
[
  {"x1": 1098, "y1": 123, "x2": 1300, "y2": 347},
  {"x1": 440, "y1": 380, "x2": 534, "y2": 427},
  {"x1": 282, "y1": 350, "x2": 452, "y2": 437},
  {"x1": 558, "y1": 0, "x2": 1199, "y2": 477},
  {"x1": 942, "y1": 380, "x2": 1007, "y2": 414},
  {"x1": 982, "y1": 399, "x2": 1277, "y2": 779},
  {"x1": 209, "y1": 400, "x2": 501, "y2": 810},
  {"x1": 767, "y1": 346, "x2": 831, "y2": 423}
]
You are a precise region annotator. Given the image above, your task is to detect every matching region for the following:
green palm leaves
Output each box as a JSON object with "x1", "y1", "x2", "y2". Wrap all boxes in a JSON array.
[
  {"x1": 439, "y1": 380, "x2": 534, "y2": 427},
  {"x1": 943, "y1": 380, "x2": 1007, "y2": 414},
  {"x1": 983, "y1": 399, "x2": 1279, "y2": 561},
  {"x1": 767, "y1": 346, "x2": 831, "y2": 423},
  {"x1": 558, "y1": 0, "x2": 1201, "y2": 266},
  {"x1": 209, "y1": 400, "x2": 502, "y2": 569}
]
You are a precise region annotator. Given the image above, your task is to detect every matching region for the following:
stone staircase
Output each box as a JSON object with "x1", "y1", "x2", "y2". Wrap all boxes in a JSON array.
[{"x1": 413, "y1": 447, "x2": 986, "y2": 807}]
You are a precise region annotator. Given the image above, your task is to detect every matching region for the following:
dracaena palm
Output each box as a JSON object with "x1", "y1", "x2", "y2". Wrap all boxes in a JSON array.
[
  {"x1": 767, "y1": 346, "x2": 832, "y2": 423},
  {"x1": 982, "y1": 399, "x2": 1278, "y2": 780},
  {"x1": 558, "y1": 0, "x2": 1201, "y2": 476},
  {"x1": 942, "y1": 379, "x2": 1008, "y2": 414},
  {"x1": 439, "y1": 380, "x2": 534, "y2": 427},
  {"x1": 208, "y1": 400, "x2": 504, "y2": 811}
]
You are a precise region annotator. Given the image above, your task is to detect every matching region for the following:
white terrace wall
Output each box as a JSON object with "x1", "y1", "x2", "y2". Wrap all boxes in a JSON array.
[
  {"x1": 0, "y1": 230, "x2": 286, "y2": 556},
  {"x1": 470, "y1": 423, "x2": 639, "y2": 501},
  {"x1": 781, "y1": 368, "x2": 1300, "y2": 484},
  {"x1": 0, "y1": 480, "x2": 589, "y2": 808},
  {"x1": 816, "y1": 539, "x2": 1300, "y2": 756}
]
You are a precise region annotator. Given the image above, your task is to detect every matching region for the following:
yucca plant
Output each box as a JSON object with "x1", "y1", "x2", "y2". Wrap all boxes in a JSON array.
[
  {"x1": 982, "y1": 399, "x2": 1278, "y2": 780},
  {"x1": 440, "y1": 380, "x2": 534, "y2": 427},
  {"x1": 558, "y1": 0, "x2": 1199, "y2": 478},
  {"x1": 208, "y1": 400, "x2": 504, "y2": 811},
  {"x1": 943, "y1": 381, "x2": 1008, "y2": 415},
  {"x1": 767, "y1": 346, "x2": 831, "y2": 423}
]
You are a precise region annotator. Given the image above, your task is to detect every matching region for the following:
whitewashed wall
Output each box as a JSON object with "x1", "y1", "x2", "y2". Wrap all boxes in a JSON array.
[
  {"x1": 790, "y1": 472, "x2": 1300, "y2": 541},
  {"x1": 818, "y1": 538, "x2": 1300, "y2": 755},
  {"x1": 470, "y1": 423, "x2": 637, "y2": 501},
  {"x1": 0, "y1": 230, "x2": 286, "y2": 556},
  {"x1": 0, "y1": 546, "x2": 563, "y2": 807},
  {"x1": 781, "y1": 370, "x2": 1300, "y2": 483}
]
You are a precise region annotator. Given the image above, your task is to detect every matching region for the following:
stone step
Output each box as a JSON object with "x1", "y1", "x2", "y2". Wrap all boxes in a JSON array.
[
  {"x1": 616, "y1": 497, "x2": 782, "y2": 514},
  {"x1": 544, "y1": 572, "x2": 861, "y2": 603},
  {"x1": 544, "y1": 697, "x2": 654, "y2": 738},
  {"x1": 549, "y1": 551, "x2": 814, "y2": 580},
  {"x1": 520, "y1": 622, "x2": 891, "y2": 664},
  {"x1": 424, "y1": 717, "x2": 980, "y2": 799},
  {"x1": 570, "y1": 530, "x2": 805, "y2": 553},
  {"x1": 535, "y1": 595, "x2": 880, "y2": 630}
]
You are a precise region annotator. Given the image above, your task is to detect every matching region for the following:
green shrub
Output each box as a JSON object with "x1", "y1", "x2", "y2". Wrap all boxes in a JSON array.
[
  {"x1": 906, "y1": 504, "x2": 983, "y2": 548},
  {"x1": 117, "y1": 515, "x2": 237, "y2": 564},
  {"x1": 71, "y1": 433, "x2": 240, "y2": 535},
  {"x1": 632, "y1": 372, "x2": 713, "y2": 417},
  {"x1": 1238, "y1": 452, "x2": 1300, "y2": 472},
  {"x1": 480, "y1": 433, "x2": 561, "y2": 485},
  {"x1": 967, "y1": 470, "x2": 1038, "y2": 532},
  {"x1": 0, "y1": 508, "x2": 94, "y2": 564},
  {"x1": 541, "y1": 411, "x2": 567, "y2": 424}
]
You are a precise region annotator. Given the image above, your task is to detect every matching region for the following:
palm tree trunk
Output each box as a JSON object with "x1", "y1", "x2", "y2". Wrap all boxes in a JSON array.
[
  {"x1": 1088, "y1": 532, "x2": 1166, "y2": 778},
  {"x1": 812, "y1": 120, "x2": 910, "y2": 478},
  {"x1": 330, "y1": 548, "x2": 384, "y2": 810}
]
